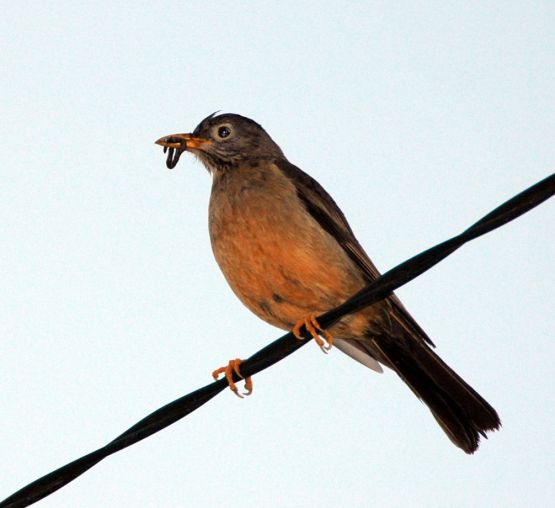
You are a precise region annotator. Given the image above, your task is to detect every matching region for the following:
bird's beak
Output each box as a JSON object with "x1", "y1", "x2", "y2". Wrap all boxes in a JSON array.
[
  {"x1": 154, "y1": 133, "x2": 212, "y2": 151},
  {"x1": 154, "y1": 133, "x2": 212, "y2": 169}
]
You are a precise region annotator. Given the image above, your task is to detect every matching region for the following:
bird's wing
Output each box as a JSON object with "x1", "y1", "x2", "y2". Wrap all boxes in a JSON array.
[{"x1": 275, "y1": 158, "x2": 434, "y2": 347}]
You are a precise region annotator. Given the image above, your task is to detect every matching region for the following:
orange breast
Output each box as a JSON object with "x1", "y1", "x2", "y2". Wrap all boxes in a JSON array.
[{"x1": 208, "y1": 164, "x2": 366, "y2": 332}]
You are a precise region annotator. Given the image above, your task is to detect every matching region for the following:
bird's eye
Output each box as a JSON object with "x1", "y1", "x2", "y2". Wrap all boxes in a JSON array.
[{"x1": 217, "y1": 126, "x2": 231, "y2": 139}]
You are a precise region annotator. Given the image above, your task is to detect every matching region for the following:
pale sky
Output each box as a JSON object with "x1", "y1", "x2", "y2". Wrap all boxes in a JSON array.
[{"x1": 1, "y1": 2, "x2": 554, "y2": 507}]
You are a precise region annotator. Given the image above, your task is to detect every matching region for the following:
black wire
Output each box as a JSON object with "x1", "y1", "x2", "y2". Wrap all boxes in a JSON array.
[{"x1": 2, "y1": 173, "x2": 554, "y2": 508}]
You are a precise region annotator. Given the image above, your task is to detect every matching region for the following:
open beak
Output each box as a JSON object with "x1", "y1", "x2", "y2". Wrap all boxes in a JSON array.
[
  {"x1": 155, "y1": 133, "x2": 211, "y2": 150},
  {"x1": 154, "y1": 133, "x2": 212, "y2": 169}
]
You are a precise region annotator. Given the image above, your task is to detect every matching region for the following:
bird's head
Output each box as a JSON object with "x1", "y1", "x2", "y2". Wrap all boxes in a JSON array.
[{"x1": 155, "y1": 113, "x2": 284, "y2": 172}]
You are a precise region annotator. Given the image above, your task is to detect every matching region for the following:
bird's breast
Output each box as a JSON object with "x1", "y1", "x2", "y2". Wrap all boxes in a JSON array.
[{"x1": 208, "y1": 164, "x2": 365, "y2": 330}]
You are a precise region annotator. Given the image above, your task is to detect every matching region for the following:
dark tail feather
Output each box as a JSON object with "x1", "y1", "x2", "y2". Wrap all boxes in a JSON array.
[{"x1": 369, "y1": 336, "x2": 501, "y2": 454}]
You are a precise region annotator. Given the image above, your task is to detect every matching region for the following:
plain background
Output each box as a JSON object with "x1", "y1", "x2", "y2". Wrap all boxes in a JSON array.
[{"x1": 1, "y1": 2, "x2": 554, "y2": 507}]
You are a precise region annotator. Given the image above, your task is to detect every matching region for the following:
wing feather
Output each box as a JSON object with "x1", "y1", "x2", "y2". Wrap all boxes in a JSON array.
[{"x1": 275, "y1": 158, "x2": 434, "y2": 347}]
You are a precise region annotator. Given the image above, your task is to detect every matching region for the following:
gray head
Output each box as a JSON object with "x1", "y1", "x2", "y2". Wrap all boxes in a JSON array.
[{"x1": 155, "y1": 113, "x2": 285, "y2": 172}]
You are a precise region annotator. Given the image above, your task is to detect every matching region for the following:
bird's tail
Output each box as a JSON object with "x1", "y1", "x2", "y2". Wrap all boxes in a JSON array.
[{"x1": 366, "y1": 334, "x2": 501, "y2": 454}]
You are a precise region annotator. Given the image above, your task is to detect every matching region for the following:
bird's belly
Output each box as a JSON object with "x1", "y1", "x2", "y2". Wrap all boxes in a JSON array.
[{"x1": 209, "y1": 187, "x2": 366, "y2": 331}]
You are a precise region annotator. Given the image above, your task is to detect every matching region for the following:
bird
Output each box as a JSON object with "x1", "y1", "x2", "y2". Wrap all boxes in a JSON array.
[{"x1": 155, "y1": 112, "x2": 501, "y2": 453}]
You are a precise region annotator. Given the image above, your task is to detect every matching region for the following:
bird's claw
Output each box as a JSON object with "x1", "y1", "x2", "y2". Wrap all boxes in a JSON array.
[
  {"x1": 293, "y1": 313, "x2": 334, "y2": 353},
  {"x1": 212, "y1": 358, "x2": 253, "y2": 398}
]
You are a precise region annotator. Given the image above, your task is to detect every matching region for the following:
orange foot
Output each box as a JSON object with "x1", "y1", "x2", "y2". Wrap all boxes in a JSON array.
[
  {"x1": 212, "y1": 358, "x2": 253, "y2": 399},
  {"x1": 293, "y1": 313, "x2": 334, "y2": 353}
]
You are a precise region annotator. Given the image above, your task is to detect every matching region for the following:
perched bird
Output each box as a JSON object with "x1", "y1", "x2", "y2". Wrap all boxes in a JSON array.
[{"x1": 155, "y1": 113, "x2": 501, "y2": 453}]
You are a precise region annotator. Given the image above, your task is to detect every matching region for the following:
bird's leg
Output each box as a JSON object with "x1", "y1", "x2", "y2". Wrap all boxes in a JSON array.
[
  {"x1": 292, "y1": 313, "x2": 334, "y2": 353},
  {"x1": 212, "y1": 358, "x2": 253, "y2": 398}
]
